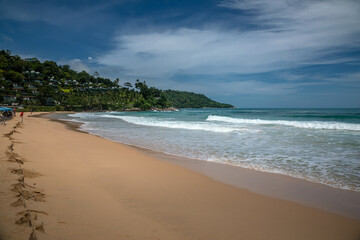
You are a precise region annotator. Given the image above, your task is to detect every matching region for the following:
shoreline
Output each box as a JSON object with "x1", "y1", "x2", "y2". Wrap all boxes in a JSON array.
[
  {"x1": 53, "y1": 111, "x2": 360, "y2": 193},
  {"x1": 1, "y1": 113, "x2": 359, "y2": 239},
  {"x1": 48, "y1": 113, "x2": 360, "y2": 219}
]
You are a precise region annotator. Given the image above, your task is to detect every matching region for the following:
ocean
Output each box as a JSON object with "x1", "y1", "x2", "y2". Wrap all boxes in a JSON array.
[{"x1": 62, "y1": 108, "x2": 360, "y2": 191}]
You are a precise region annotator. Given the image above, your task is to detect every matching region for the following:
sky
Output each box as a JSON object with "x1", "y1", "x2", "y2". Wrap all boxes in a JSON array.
[{"x1": 1, "y1": 0, "x2": 360, "y2": 108}]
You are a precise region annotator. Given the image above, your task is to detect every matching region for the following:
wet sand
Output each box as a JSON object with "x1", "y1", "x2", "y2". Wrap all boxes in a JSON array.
[
  {"x1": 144, "y1": 148, "x2": 360, "y2": 219},
  {"x1": 0, "y1": 113, "x2": 359, "y2": 239}
]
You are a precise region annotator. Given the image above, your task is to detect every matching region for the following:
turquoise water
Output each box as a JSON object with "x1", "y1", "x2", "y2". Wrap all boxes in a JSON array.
[{"x1": 66, "y1": 109, "x2": 360, "y2": 191}]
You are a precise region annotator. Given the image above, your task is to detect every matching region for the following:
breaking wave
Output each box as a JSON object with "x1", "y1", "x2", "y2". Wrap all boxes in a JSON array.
[
  {"x1": 206, "y1": 115, "x2": 360, "y2": 131},
  {"x1": 99, "y1": 114, "x2": 257, "y2": 133}
]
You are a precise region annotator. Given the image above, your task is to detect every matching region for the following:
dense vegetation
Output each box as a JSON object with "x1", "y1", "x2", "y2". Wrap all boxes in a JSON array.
[
  {"x1": 164, "y1": 90, "x2": 233, "y2": 108},
  {"x1": 0, "y1": 49, "x2": 233, "y2": 111}
]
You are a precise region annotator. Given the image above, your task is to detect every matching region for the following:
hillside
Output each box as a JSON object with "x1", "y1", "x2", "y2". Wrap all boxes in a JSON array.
[
  {"x1": 164, "y1": 90, "x2": 233, "y2": 108},
  {"x1": 0, "y1": 49, "x2": 233, "y2": 111}
]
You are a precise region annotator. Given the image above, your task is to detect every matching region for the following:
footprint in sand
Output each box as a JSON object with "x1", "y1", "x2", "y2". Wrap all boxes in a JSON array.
[
  {"x1": 11, "y1": 182, "x2": 25, "y2": 192},
  {"x1": 8, "y1": 143, "x2": 14, "y2": 151},
  {"x1": 16, "y1": 210, "x2": 36, "y2": 227},
  {"x1": 8, "y1": 155, "x2": 24, "y2": 165},
  {"x1": 10, "y1": 168, "x2": 23, "y2": 175},
  {"x1": 14, "y1": 189, "x2": 46, "y2": 202},
  {"x1": 16, "y1": 210, "x2": 48, "y2": 226},
  {"x1": 6, "y1": 151, "x2": 20, "y2": 158},
  {"x1": 29, "y1": 229, "x2": 37, "y2": 240},
  {"x1": 10, "y1": 198, "x2": 26, "y2": 207},
  {"x1": 10, "y1": 168, "x2": 42, "y2": 178}
]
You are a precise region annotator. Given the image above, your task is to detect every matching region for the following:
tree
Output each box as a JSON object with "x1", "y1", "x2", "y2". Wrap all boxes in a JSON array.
[
  {"x1": 77, "y1": 71, "x2": 91, "y2": 83},
  {"x1": 43, "y1": 60, "x2": 59, "y2": 77},
  {"x1": 0, "y1": 55, "x2": 8, "y2": 70},
  {"x1": 62, "y1": 65, "x2": 70, "y2": 71},
  {"x1": 156, "y1": 93, "x2": 169, "y2": 108},
  {"x1": 124, "y1": 82, "x2": 132, "y2": 88},
  {"x1": 4, "y1": 70, "x2": 24, "y2": 82},
  {"x1": 38, "y1": 85, "x2": 55, "y2": 105},
  {"x1": 134, "y1": 98, "x2": 151, "y2": 110}
]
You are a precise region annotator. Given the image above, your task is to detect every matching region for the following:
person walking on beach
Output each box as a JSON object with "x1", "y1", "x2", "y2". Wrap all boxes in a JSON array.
[{"x1": 20, "y1": 111, "x2": 24, "y2": 123}]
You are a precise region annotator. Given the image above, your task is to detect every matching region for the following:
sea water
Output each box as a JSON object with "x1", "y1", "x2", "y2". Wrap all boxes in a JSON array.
[{"x1": 64, "y1": 109, "x2": 360, "y2": 191}]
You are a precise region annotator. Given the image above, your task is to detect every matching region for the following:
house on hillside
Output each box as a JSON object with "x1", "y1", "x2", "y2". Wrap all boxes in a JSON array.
[
  {"x1": 28, "y1": 84, "x2": 37, "y2": 90},
  {"x1": 12, "y1": 83, "x2": 23, "y2": 89},
  {"x1": 22, "y1": 96, "x2": 35, "y2": 101},
  {"x1": 3, "y1": 95, "x2": 17, "y2": 103}
]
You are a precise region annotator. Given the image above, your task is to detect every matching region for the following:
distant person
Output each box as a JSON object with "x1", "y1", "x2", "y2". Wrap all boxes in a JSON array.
[
  {"x1": 13, "y1": 108, "x2": 16, "y2": 116},
  {"x1": 20, "y1": 111, "x2": 24, "y2": 123}
]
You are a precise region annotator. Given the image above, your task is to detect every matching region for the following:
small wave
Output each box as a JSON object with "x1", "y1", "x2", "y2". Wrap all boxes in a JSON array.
[
  {"x1": 69, "y1": 112, "x2": 96, "y2": 119},
  {"x1": 207, "y1": 115, "x2": 360, "y2": 131},
  {"x1": 99, "y1": 114, "x2": 257, "y2": 133}
]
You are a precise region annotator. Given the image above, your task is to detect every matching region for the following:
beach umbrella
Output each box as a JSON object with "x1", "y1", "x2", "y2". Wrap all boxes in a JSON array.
[{"x1": 0, "y1": 107, "x2": 13, "y2": 111}]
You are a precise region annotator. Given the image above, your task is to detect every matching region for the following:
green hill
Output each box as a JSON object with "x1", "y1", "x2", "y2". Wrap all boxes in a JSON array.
[
  {"x1": 0, "y1": 49, "x2": 233, "y2": 111},
  {"x1": 164, "y1": 90, "x2": 233, "y2": 108}
]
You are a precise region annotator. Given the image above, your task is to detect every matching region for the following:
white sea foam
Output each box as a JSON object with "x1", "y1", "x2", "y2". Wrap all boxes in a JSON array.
[
  {"x1": 206, "y1": 115, "x2": 360, "y2": 131},
  {"x1": 99, "y1": 114, "x2": 256, "y2": 133}
]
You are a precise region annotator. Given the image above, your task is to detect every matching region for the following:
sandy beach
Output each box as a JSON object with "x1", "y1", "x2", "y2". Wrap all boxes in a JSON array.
[{"x1": 0, "y1": 114, "x2": 359, "y2": 240}]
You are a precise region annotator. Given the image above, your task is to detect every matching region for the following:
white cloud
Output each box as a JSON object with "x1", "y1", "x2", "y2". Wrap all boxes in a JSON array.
[
  {"x1": 219, "y1": 0, "x2": 360, "y2": 32},
  {"x1": 59, "y1": 59, "x2": 91, "y2": 73},
  {"x1": 97, "y1": 0, "x2": 360, "y2": 79}
]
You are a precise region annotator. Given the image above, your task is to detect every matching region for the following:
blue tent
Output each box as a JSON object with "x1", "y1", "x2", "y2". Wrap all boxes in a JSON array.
[{"x1": 0, "y1": 107, "x2": 13, "y2": 111}]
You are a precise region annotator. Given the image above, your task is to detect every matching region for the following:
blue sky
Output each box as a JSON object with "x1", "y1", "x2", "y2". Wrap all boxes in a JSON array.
[{"x1": 1, "y1": 0, "x2": 360, "y2": 107}]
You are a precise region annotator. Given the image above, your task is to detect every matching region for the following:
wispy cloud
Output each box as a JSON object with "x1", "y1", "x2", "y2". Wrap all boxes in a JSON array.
[
  {"x1": 97, "y1": 0, "x2": 360, "y2": 80},
  {"x1": 219, "y1": 0, "x2": 360, "y2": 32},
  {"x1": 276, "y1": 72, "x2": 308, "y2": 81},
  {"x1": 322, "y1": 72, "x2": 360, "y2": 86}
]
